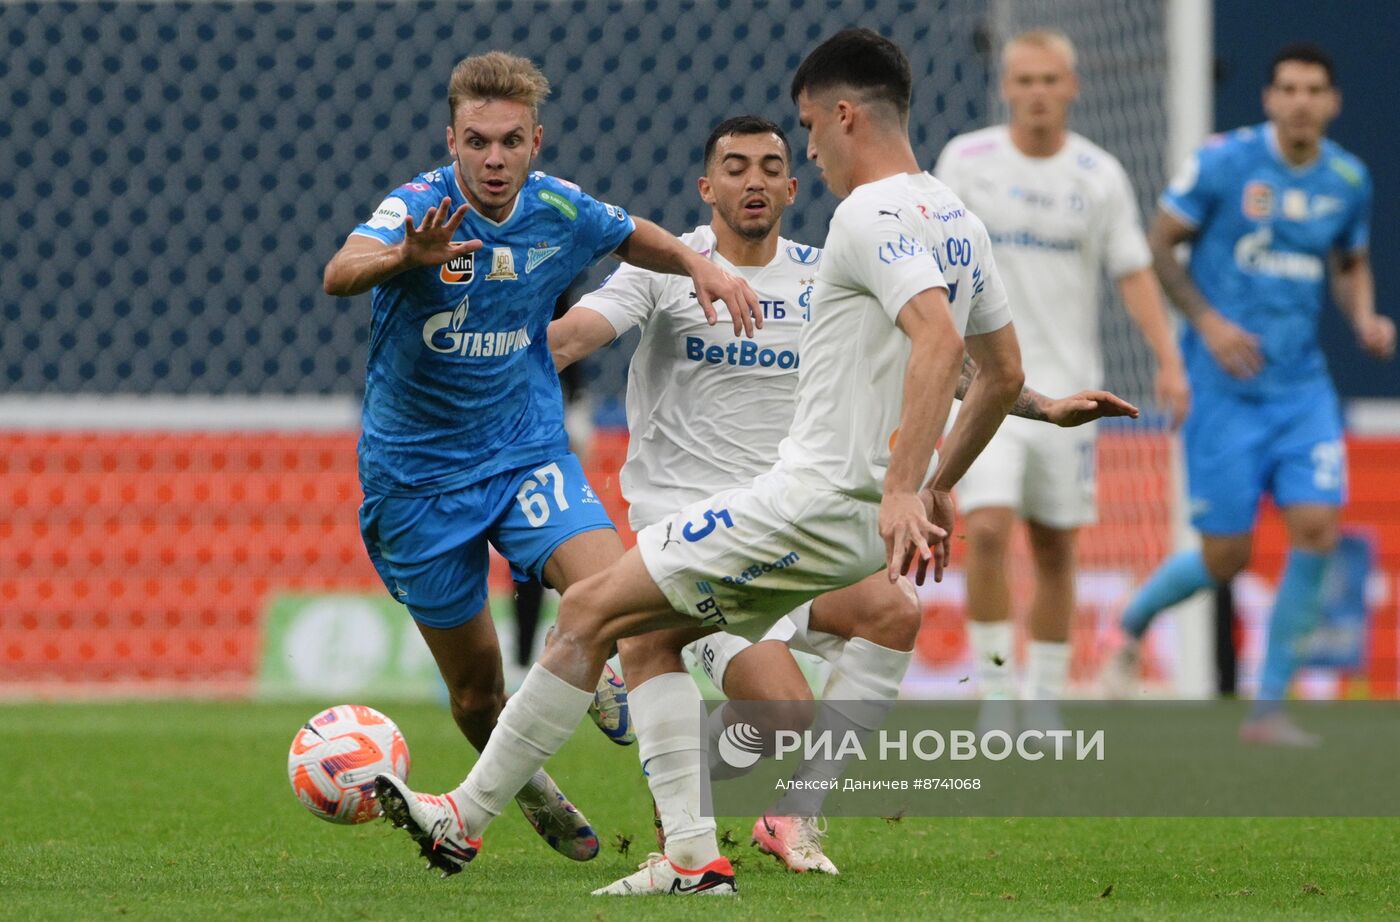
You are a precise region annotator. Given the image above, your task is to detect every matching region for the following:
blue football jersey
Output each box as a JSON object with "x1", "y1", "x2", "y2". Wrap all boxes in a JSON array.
[
  {"x1": 1160, "y1": 123, "x2": 1371, "y2": 397},
  {"x1": 351, "y1": 167, "x2": 636, "y2": 495}
]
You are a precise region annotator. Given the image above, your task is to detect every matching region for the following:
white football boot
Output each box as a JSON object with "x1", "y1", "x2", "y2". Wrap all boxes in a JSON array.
[
  {"x1": 374, "y1": 774, "x2": 481, "y2": 877},
  {"x1": 592, "y1": 852, "x2": 738, "y2": 896}
]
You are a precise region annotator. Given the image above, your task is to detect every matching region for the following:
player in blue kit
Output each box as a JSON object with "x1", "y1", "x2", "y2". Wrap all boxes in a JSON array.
[
  {"x1": 1104, "y1": 45, "x2": 1394, "y2": 743},
  {"x1": 322, "y1": 51, "x2": 759, "y2": 863}
]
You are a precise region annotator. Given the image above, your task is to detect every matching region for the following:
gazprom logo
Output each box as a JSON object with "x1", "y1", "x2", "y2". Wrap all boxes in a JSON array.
[
  {"x1": 1233, "y1": 228, "x2": 1323, "y2": 281},
  {"x1": 685, "y1": 336, "x2": 799, "y2": 370},
  {"x1": 422, "y1": 303, "x2": 532, "y2": 358}
]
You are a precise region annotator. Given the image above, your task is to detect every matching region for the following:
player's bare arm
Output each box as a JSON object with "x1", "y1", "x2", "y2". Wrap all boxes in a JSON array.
[
  {"x1": 323, "y1": 197, "x2": 483, "y2": 297},
  {"x1": 910, "y1": 323, "x2": 1024, "y2": 584},
  {"x1": 881, "y1": 286, "x2": 964, "y2": 584},
  {"x1": 613, "y1": 219, "x2": 763, "y2": 337},
  {"x1": 1330, "y1": 249, "x2": 1396, "y2": 360},
  {"x1": 956, "y1": 354, "x2": 1139, "y2": 427},
  {"x1": 1149, "y1": 208, "x2": 1263, "y2": 378},
  {"x1": 1118, "y1": 266, "x2": 1190, "y2": 427},
  {"x1": 929, "y1": 323, "x2": 1023, "y2": 497},
  {"x1": 548, "y1": 307, "x2": 617, "y2": 372}
]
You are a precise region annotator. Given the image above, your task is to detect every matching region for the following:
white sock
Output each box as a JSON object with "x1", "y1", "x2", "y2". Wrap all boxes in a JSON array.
[
  {"x1": 450, "y1": 664, "x2": 592, "y2": 835},
  {"x1": 794, "y1": 626, "x2": 848, "y2": 663},
  {"x1": 630, "y1": 671, "x2": 719, "y2": 868},
  {"x1": 706, "y1": 702, "x2": 754, "y2": 782},
  {"x1": 1025, "y1": 640, "x2": 1071, "y2": 701},
  {"x1": 967, "y1": 620, "x2": 1015, "y2": 698},
  {"x1": 775, "y1": 637, "x2": 912, "y2": 816}
]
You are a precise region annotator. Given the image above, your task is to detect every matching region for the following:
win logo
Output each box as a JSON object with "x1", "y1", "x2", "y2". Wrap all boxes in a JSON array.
[{"x1": 440, "y1": 254, "x2": 475, "y2": 284}]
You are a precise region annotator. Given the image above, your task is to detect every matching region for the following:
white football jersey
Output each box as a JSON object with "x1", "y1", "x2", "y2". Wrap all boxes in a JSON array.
[
  {"x1": 934, "y1": 126, "x2": 1151, "y2": 395},
  {"x1": 776, "y1": 172, "x2": 1012, "y2": 501},
  {"x1": 574, "y1": 226, "x2": 822, "y2": 528}
]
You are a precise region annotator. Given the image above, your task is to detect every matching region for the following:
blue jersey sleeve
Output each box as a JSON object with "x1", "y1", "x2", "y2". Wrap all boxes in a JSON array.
[
  {"x1": 1337, "y1": 163, "x2": 1372, "y2": 253},
  {"x1": 351, "y1": 181, "x2": 441, "y2": 246},
  {"x1": 565, "y1": 184, "x2": 637, "y2": 264},
  {"x1": 1160, "y1": 137, "x2": 1230, "y2": 229}
]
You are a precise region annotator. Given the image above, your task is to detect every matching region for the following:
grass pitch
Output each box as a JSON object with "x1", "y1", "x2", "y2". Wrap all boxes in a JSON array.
[{"x1": 7, "y1": 701, "x2": 1399, "y2": 920}]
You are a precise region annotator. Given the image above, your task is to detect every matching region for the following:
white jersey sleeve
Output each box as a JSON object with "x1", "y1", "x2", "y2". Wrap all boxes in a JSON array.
[
  {"x1": 573, "y1": 261, "x2": 662, "y2": 337},
  {"x1": 829, "y1": 207, "x2": 947, "y2": 326},
  {"x1": 964, "y1": 235, "x2": 1012, "y2": 335},
  {"x1": 1100, "y1": 158, "x2": 1152, "y2": 279}
]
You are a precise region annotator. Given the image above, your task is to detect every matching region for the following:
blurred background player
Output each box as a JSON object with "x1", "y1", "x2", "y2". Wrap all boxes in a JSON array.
[
  {"x1": 934, "y1": 29, "x2": 1188, "y2": 713},
  {"x1": 1106, "y1": 44, "x2": 1394, "y2": 743},
  {"x1": 552, "y1": 114, "x2": 1139, "y2": 874},
  {"x1": 322, "y1": 50, "x2": 759, "y2": 864}
]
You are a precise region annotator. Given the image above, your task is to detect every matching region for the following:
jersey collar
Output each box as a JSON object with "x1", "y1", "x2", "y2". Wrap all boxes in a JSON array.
[
  {"x1": 703, "y1": 224, "x2": 796, "y2": 276},
  {"x1": 1264, "y1": 122, "x2": 1325, "y2": 176}
]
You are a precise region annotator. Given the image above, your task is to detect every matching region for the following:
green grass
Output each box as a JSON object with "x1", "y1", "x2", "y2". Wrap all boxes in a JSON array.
[{"x1": 7, "y1": 701, "x2": 1398, "y2": 920}]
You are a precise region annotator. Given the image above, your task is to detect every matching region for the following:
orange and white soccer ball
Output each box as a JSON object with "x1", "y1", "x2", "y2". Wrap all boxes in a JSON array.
[{"x1": 288, "y1": 704, "x2": 411, "y2": 824}]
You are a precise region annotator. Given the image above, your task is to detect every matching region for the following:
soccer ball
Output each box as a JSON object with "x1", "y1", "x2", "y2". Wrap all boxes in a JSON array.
[{"x1": 287, "y1": 704, "x2": 410, "y2": 824}]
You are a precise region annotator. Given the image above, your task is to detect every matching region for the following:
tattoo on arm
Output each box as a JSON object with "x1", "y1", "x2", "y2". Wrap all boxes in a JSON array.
[
  {"x1": 957, "y1": 353, "x2": 1049, "y2": 422},
  {"x1": 1009, "y1": 385, "x2": 1050, "y2": 422},
  {"x1": 954, "y1": 354, "x2": 976, "y2": 400},
  {"x1": 1150, "y1": 233, "x2": 1213, "y2": 325}
]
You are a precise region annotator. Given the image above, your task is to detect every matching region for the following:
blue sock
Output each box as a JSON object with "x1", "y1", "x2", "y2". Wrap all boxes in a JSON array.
[
  {"x1": 1253, "y1": 549, "x2": 1329, "y2": 714},
  {"x1": 1121, "y1": 550, "x2": 1215, "y2": 639}
]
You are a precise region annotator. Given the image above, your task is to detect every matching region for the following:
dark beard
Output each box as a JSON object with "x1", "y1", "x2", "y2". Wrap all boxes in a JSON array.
[{"x1": 725, "y1": 212, "x2": 775, "y2": 242}]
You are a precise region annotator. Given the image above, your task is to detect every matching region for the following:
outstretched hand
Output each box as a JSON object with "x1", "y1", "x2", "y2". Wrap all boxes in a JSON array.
[
  {"x1": 880, "y1": 490, "x2": 947, "y2": 585},
  {"x1": 1044, "y1": 390, "x2": 1140, "y2": 428},
  {"x1": 689, "y1": 258, "x2": 763, "y2": 337},
  {"x1": 400, "y1": 196, "x2": 483, "y2": 269}
]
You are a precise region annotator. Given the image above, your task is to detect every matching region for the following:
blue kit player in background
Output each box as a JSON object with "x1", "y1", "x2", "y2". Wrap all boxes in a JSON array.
[
  {"x1": 1105, "y1": 44, "x2": 1395, "y2": 744},
  {"x1": 322, "y1": 51, "x2": 759, "y2": 862}
]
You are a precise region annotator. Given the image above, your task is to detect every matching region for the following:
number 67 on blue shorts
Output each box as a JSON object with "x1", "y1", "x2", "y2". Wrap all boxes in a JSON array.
[{"x1": 359, "y1": 451, "x2": 615, "y2": 629}]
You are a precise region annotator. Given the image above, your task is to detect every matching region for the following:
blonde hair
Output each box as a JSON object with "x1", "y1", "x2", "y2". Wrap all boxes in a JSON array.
[
  {"x1": 1002, "y1": 29, "x2": 1077, "y2": 72},
  {"x1": 447, "y1": 51, "x2": 552, "y2": 123}
]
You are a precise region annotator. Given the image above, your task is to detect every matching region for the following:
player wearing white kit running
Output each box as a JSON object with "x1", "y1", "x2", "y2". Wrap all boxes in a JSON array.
[
  {"x1": 933, "y1": 30, "x2": 1189, "y2": 706},
  {"x1": 374, "y1": 28, "x2": 1126, "y2": 896},
  {"x1": 555, "y1": 116, "x2": 878, "y2": 874},
  {"x1": 555, "y1": 115, "x2": 1140, "y2": 875}
]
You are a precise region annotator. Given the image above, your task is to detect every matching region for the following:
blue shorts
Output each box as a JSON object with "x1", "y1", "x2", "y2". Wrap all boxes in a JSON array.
[
  {"x1": 1184, "y1": 383, "x2": 1346, "y2": 536},
  {"x1": 359, "y1": 451, "x2": 615, "y2": 629}
]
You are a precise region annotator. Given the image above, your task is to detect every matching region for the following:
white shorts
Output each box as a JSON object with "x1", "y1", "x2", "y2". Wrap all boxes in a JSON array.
[
  {"x1": 636, "y1": 470, "x2": 882, "y2": 639},
  {"x1": 955, "y1": 416, "x2": 1098, "y2": 529},
  {"x1": 687, "y1": 607, "x2": 806, "y2": 689}
]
